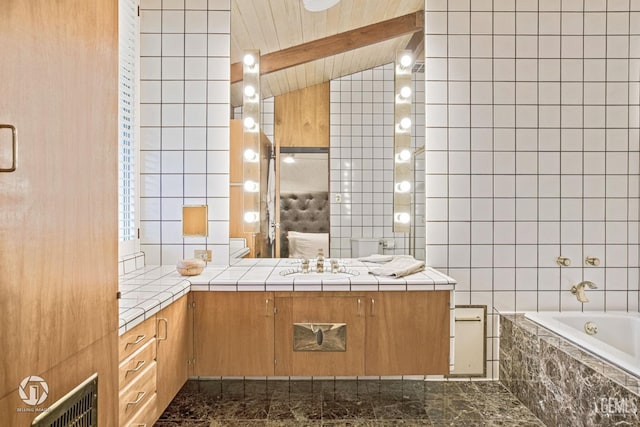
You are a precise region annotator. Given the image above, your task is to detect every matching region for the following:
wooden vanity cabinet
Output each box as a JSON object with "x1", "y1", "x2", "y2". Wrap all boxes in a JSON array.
[
  {"x1": 118, "y1": 294, "x2": 192, "y2": 426},
  {"x1": 118, "y1": 316, "x2": 158, "y2": 426},
  {"x1": 364, "y1": 291, "x2": 450, "y2": 375},
  {"x1": 192, "y1": 290, "x2": 450, "y2": 377},
  {"x1": 156, "y1": 294, "x2": 192, "y2": 414},
  {"x1": 274, "y1": 293, "x2": 365, "y2": 376},
  {"x1": 193, "y1": 292, "x2": 275, "y2": 376}
]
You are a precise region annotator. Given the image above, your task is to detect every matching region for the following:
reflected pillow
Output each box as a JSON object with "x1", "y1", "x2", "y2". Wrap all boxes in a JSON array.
[{"x1": 287, "y1": 231, "x2": 329, "y2": 259}]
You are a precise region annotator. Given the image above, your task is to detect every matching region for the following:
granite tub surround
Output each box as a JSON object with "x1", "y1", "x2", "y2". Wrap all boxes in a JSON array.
[
  {"x1": 500, "y1": 315, "x2": 640, "y2": 427},
  {"x1": 155, "y1": 379, "x2": 545, "y2": 426},
  {"x1": 118, "y1": 260, "x2": 456, "y2": 334}
]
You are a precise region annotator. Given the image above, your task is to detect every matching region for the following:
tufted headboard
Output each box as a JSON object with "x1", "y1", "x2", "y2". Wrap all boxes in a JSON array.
[{"x1": 279, "y1": 192, "x2": 330, "y2": 258}]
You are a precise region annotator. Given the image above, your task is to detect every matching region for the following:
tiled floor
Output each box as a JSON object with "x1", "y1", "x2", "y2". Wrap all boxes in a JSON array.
[{"x1": 155, "y1": 379, "x2": 545, "y2": 426}]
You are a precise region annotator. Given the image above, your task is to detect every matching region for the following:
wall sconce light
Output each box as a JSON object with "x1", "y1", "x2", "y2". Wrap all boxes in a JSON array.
[
  {"x1": 243, "y1": 49, "x2": 260, "y2": 233},
  {"x1": 182, "y1": 205, "x2": 208, "y2": 236},
  {"x1": 393, "y1": 50, "x2": 413, "y2": 233}
]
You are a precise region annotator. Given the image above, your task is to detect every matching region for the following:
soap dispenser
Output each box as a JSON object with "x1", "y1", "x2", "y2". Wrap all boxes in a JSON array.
[{"x1": 316, "y1": 248, "x2": 325, "y2": 273}]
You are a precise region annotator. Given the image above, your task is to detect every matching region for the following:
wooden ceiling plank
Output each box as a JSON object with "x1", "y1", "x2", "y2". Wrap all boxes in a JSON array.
[{"x1": 230, "y1": 11, "x2": 424, "y2": 84}]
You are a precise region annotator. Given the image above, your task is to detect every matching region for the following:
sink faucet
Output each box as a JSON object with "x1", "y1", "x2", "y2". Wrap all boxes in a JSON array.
[{"x1": 571, "y1": 281, "x2": 598, "y2": 303}]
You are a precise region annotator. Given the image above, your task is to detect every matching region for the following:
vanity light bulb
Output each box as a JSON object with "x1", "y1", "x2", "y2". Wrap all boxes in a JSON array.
[
  {"x1": 243, "y1": 53, "x2": 256, "y2": 67},
  {"x1": 395, "y1": 181, "x2": 411, "y2": 193},
  {"x1": 400, "y1": 54, "x2": 413, "y2": 68},
  {"x1": 244, "y1": 211, "x2": 259, "y2": 223},
  {"x1": 243, "y1": 149, "x2": 258, "y2": 162},
  {"x1": 399, "y1": 117, "x2": 412, "y2": 130},
  {"x1": 400, "y1": 86, "x2": 412, "y2": 99},
  {"x1": 243, "y1": 117, "x2": 256, "y2": 130},
  {"x1": 395, "y1": 212, "x2": 410, "y2": 224},
  {"x1": 283, "y1": 156, "x2": 295, "y2": 164},
  {"x1": 396, "y1": 149, "x2": 411, "y2": 162},
  {"x1": 244, "y1": 85, "x2": 256, "y2": 98},
  {"x1": 243, "y1": 180, "x2": 259, "y2": 192}
]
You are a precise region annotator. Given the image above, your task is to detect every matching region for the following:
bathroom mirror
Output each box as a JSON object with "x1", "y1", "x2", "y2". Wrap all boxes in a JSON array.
[
  {"x1": 278, "y1": 150, "x2": 329, "y2": 258},
  {"x1": 229, "y1": 0, "x2": 426, "y2": 261}
]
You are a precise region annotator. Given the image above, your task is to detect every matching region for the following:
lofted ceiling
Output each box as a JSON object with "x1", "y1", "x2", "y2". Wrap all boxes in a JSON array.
[{"x1": 230, "y1": 0, "x2": 425, "y2": 107}]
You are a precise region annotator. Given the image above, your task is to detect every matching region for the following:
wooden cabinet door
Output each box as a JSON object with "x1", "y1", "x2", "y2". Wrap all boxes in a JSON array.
[
  {"x1": 274, "y1": 293, "x2": 365, "y2": 376},
  {"x1": 193, "y1": 292, "x2": 274, "y2": 376},
  {"x1": 156, "y1": 294, "x2": 191, "y2": 414},
  {"x1": 365, "y1": 291, "x2": 450, "y2": 375},
  {"x1": 0, "y1": 1, "x2": 118, "y2": 425}
]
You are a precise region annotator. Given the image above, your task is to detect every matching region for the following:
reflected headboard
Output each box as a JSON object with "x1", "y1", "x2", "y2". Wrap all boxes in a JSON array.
[{"x1": 279, "y1": 192, "x2": 330, "y2": 258}]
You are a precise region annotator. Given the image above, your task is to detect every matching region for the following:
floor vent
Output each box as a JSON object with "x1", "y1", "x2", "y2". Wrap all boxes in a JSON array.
[{"x1": 31, "y1": 373, "x2": 97, "y2": 427}]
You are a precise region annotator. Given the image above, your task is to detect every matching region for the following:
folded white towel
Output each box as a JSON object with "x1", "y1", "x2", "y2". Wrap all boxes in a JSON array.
[
  {"x1": 357, "y1": 254, "x2": 395, "y2": 263},
  {"x1": 369, "y1": 255, "x2": 425, "y2": 278}
]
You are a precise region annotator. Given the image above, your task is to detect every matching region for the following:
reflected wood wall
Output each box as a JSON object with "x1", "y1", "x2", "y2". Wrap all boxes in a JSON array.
[{"x1": 275, "y1": 82, "x2": 330, "y2": 148}]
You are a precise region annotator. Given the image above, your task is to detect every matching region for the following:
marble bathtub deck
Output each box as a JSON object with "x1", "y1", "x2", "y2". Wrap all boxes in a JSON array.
[{"x1": 155, "y1": 379, "x2": 545, "y2": 426}]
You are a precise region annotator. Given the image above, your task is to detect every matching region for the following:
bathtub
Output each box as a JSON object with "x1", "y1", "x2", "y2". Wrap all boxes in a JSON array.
[{"x1": 524, "y1": 311, "x2": 640, "y2": 377}]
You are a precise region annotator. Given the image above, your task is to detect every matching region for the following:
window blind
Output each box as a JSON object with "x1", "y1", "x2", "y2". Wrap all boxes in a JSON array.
[{"x1": 118, "y1": 0, "x2": 138, "y2": 244}]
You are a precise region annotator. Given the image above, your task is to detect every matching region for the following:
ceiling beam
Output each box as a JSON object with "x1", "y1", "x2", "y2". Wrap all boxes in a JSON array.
[{"x1": 230, "y1": 10, "x2": 424, "y2": 84}]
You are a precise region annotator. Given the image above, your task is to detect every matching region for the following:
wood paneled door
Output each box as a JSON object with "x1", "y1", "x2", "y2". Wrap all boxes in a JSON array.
[{"x1": 0, "y1": 1, "x2": 119, "y2": 425}]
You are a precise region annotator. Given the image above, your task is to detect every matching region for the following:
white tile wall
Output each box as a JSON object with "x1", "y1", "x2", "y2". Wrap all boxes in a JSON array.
[
  {"x1": 139, "y1": 0, "x2": 231, "y2": 265},
  {"x1": 138, "y1": 0, "x2": 640, "y2": 378},
  {"x1": 425, "y1": 0, "x2": 640, "y2": 378},
  {"x1": 330, "y1": 64, "x2": 426, "y2": 260}
]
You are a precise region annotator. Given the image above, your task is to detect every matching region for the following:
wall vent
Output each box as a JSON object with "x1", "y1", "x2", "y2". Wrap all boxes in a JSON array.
[{"x1": 31, "y1": 373, "x2": 97, "y2": 427}]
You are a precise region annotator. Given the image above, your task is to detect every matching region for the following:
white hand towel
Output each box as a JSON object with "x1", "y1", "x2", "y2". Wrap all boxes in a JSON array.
[
  {"x1": 369, "y1": 255, "x2": 425, "y2": 278},
  {"x1": 357, "y1": 254, "x2": 395, "y2": 263}
]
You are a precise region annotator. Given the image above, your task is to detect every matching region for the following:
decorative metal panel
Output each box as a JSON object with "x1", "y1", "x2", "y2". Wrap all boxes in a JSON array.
[{"x1": 293, "y1": 323, "x2": 346, "y2": 352}]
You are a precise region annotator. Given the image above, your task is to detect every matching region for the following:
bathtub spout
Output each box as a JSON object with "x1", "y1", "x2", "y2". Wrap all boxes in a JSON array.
[{"x1": 570, "y1": 281, "x2": 597, "y2": 303}]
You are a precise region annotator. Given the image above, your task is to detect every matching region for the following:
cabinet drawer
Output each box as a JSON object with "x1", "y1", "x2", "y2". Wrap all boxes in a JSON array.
[
  {"x1": 119, "y1": 361, "x2": 157, "y2": 425},
  {"x1": 125, "y1": 391, "x2": 158, "y2": 427},
  {"x1": 119, "y1": 337, "x2": 156, "y2": 390},
  {"x1": 119, "y1": 317, "x2": 156, "y2": 360}
]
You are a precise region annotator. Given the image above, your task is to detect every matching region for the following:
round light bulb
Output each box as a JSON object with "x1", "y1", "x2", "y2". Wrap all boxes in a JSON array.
[
  {"x1": 395, "y1": 212, "x2": 411, "y2": 224},
  {"x1": 400, "y1": 54, "x2": 413, "y2": 68},
  {"x1": 243, "y1": 53, "x2": 256, "y2": 67},
  {"x1": 243, "y1": 149, "x2": 258, "y2": 162},
  {"x1": 395, "y1": 181, "x2": 411, "y2": 193},
  {"x1": 400, "y1": 86, "x2": 412, "y2": 99},
  {"x1": 244, "y1": 85, "x2": 256, "y2": 98},
  {"x1": 283, "y1": 156, "x2": 295, "y2": 164},
  {"x1": 243, "y1": 116, "x2": 255, "y2": 129},
  {"x1": 399, "y1": 117, "x2": 412, "y2": 130},
  {"x1": 397, "y1": 149, "x2": 411, "y2": 162},
  {"x1": 243, "y1": 180, "x2": 259, "y2": 192},
  {"x1": 243, "y1": 211, "x2": 259, "y2": 223}
]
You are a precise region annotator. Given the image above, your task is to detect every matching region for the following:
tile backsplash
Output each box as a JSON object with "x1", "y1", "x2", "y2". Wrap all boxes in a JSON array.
[
  {"x1": 139, "y1": 0, "x2": 231, "y2": 265},
  {"x1": 424, "y1": 0, "x2": 640, "y2": 377}
]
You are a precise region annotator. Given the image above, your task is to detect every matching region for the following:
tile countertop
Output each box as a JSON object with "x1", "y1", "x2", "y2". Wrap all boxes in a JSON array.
[{"x1": 118, "y1": 258, "x2": 457, "y2": 335}]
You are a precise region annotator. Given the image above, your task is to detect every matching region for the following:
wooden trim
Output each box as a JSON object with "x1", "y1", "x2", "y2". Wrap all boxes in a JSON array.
[{"x1": 231, "y1": 11, "x2": 424, "y2": 84}]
